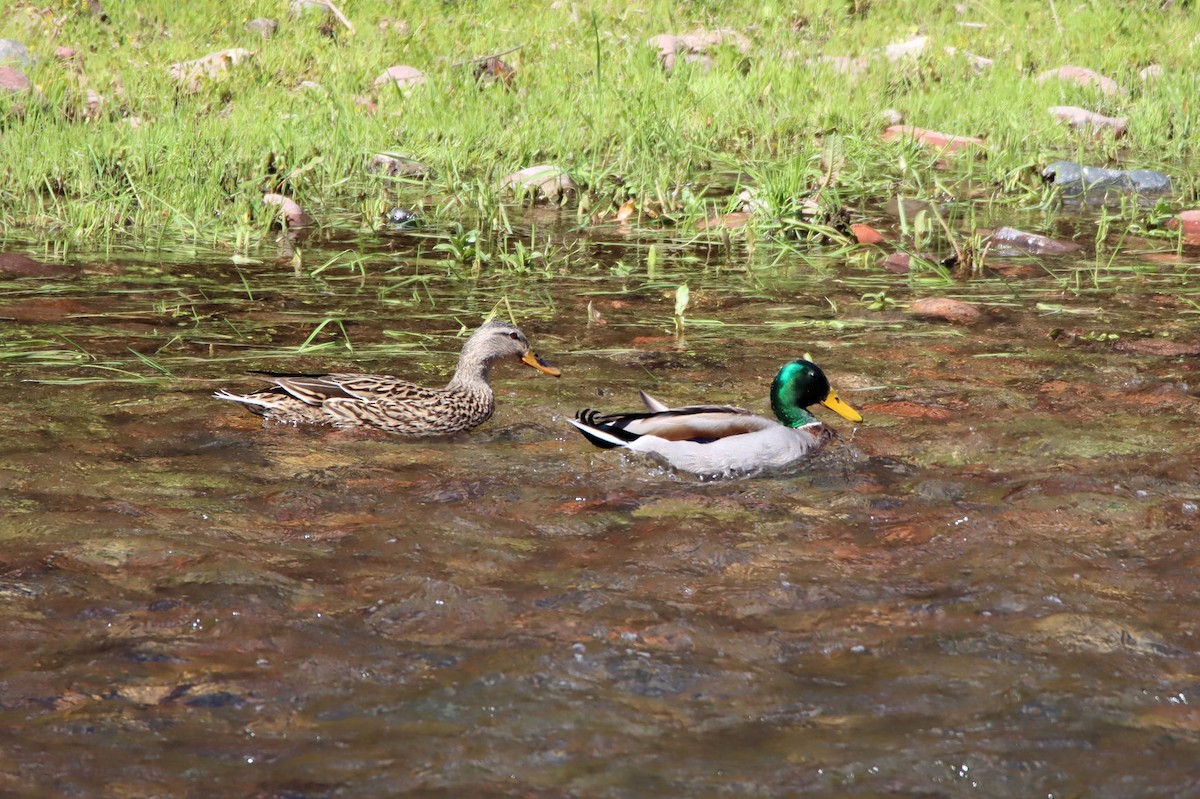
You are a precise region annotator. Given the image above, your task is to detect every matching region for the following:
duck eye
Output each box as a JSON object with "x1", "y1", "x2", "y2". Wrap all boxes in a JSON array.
[{"x1": 508, "y1": 332, "x2": 520, "y2": 341}]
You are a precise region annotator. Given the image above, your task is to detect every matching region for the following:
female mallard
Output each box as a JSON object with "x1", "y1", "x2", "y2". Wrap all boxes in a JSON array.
[
  {"x1": 214, "y1": 320, "x2": 561, "y2": 435},
  {"x1": 569, "y1": 359, "x2": 861, "y2": 477}
]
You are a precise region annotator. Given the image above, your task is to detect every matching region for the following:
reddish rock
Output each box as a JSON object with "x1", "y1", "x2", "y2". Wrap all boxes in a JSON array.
[
  {"x1": 882, "y1": 125, "x2": 985, "y2": 153},
  {"x1": 862, "y1": 401, "x2": 952, "y2": 420},
  {"x1": 1035, "y1": 65, "x2": 1124, "y2": 96},
  {"x1": 1168, "y1": 210, "x2": 1200, "y2": 244},
  {"x1": 262, "y1": 193, "x2": 313, "y2": 228},
  {"x1": 0, "y1": 66, "x2": 31, "y2": 92},
  {"x1": 908, "y1": 297, "x2": 981, "y2": 325},
  {"x1": 1049, "y1": 105, "x2": 1127, "y2": 137},
  {"x1": 373, "y1": 65, "x2": 426, "y2": 90},
  {"x1": 851, "y1": 223, "x2": 885, "y2": 244}
]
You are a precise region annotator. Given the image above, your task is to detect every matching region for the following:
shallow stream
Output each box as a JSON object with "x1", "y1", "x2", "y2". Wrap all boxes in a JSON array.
[{"x1": 1, "y1": 212, "x2": 1198, "y2": 797}]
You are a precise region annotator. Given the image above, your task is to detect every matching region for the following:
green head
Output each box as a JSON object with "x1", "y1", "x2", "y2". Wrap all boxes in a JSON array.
[{"x1": 769, "y1": 359, "x2": 863, "y2": 428}]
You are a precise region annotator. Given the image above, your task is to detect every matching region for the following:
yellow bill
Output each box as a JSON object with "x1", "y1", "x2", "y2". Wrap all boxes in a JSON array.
[
  {"x1": 521, "y1": 351, "x2": 562, "y2": 377},
  {"x1": 821, "y1": 388, "x2": 863, "y2": 423}
]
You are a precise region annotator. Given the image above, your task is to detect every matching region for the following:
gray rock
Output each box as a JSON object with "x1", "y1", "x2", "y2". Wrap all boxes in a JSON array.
[
  {"x1": 370, "y1": 153, "x2": 430, "y2": 178},
  {"x1": 289, "y1": 0, "x2": 328, "y2": 17},
  {"x1": 0, "y1": 39, "x2": 31, "y2": 68},
  {"x1": 989, "y1": 226, "x2": 1081, "y2": 256},
  {"x1": 499, "y1": 165, "x2": 576, "y2": 203},
  {"x1": 245, "y1": 18, "x2": 279, "y2": 38}
]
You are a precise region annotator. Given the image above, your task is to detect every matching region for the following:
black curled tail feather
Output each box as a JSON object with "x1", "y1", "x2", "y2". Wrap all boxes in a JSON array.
[{"x1": 574, "y1": 408, "x2": 642, "y2": 448}]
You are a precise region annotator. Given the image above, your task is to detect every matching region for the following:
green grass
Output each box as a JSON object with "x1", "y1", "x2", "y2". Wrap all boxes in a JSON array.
[{"x1": 0, "y1": 0, "x2": 1197, "y2": 246}]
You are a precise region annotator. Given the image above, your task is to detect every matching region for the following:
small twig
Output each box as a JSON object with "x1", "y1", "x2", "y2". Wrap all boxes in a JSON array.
[
  {"x1": 1047, "y1": 0, "x2": 1064, "y2": 37},
  {"x1": 320, "y1": 0, "x2": 355, "y2": 34},
  {"x1": 451, "y1": 44, "x2": 524, "y2": 68}
]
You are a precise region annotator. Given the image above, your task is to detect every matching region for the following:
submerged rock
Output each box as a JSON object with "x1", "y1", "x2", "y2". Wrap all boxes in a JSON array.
[
  {"x1": 499, "y1": 165, "x2": 576, "y2": 203},
  {"x1": 989, "y1": 226, "x2": 1082, "y2": 256},
  {"x1": 1043, "y1": 160, "x2": 1172, "y2": 197},
  {"x1": 1114, "y1": 339, "x2": 1200, "y2": 357},
  {"x1": 909, "y1": 297, "x2": 981, "y2": 325},
  {"x1": 0, "y1": 253, "x2": 71, "y2": 277},
  {"x1": 695, "y1": 212, "x2": 750, "y2": 231},
  {"x1": 880, "y1": 252, "x2": 911, "y2": 273},
  {"x1": 884, "y1": 196, "x2": 934, "y2": 218}
]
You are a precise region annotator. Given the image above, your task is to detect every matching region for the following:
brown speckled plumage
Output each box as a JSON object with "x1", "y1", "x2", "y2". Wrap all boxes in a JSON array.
[{"x1": 214, "y1": 321, "x2": 560, "y2": 435}]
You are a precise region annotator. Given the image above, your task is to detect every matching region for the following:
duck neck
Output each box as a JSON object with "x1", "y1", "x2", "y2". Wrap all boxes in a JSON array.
[
  {"x1": 771, "y1": 400, "x2": 818, "y2": 428},
  {"x1": 445, "y1": 349, "x2": 494, "y2": 393}
]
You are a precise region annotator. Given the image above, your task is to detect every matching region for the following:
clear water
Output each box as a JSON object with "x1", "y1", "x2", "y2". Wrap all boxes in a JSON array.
[{"x1": 1, "y1": 216, "x2": 1198, "y2": 797}]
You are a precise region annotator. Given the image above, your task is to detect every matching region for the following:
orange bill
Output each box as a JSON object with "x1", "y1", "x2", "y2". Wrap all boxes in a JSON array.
[
  {"x1": 821, "y1": 388, "x2": 862, "y2": 423},
  {"x1": 521, "y1": 351, "x2": 562, "y2": 377}
]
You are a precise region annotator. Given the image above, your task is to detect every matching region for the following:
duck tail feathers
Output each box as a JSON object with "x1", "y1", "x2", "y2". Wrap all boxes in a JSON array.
[{"x1": 569, "y1": 416, "x2": 634, "y2": 450}]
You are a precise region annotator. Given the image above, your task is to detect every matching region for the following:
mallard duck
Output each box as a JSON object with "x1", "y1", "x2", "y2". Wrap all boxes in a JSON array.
[
  {"x1": 214, "y1": 320, "x2": 560, "y2": 435},
  {"x1": 569, "y1": 359, "x2": 862, "y2": 477}
]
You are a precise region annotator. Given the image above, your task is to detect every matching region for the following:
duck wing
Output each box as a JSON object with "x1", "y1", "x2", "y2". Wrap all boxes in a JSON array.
[
  {"x1": 575, "y1": 404, "x2": 774, "y2": 444},
  {"x1": 258, "y1": 373, "x2": 438, "y2": 405}
]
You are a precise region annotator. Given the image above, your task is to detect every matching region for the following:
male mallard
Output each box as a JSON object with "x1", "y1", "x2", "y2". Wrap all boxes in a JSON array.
[
  {"x1": 214, "y1": 320, "x2": 560, "y2": 435},
  {"x1": 569, "y1": 359, "x2": 862, "y2": 477}
]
